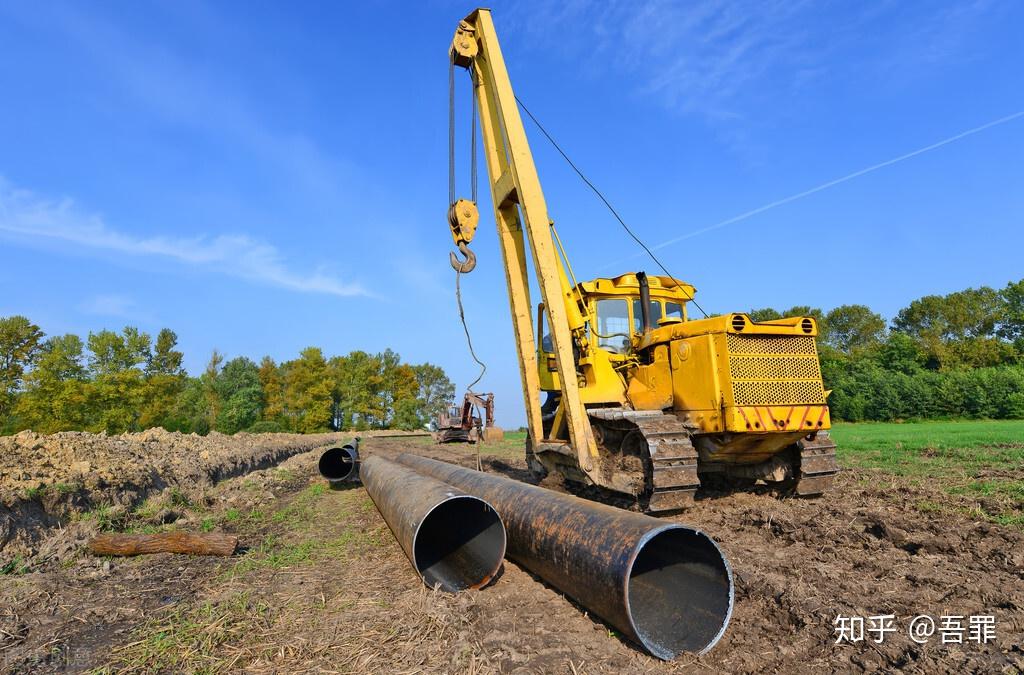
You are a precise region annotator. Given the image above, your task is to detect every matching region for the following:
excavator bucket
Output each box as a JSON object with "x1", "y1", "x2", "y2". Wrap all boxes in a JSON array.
[{"x1": 482, "y1": 426, "x2": 505, "y2": 443}]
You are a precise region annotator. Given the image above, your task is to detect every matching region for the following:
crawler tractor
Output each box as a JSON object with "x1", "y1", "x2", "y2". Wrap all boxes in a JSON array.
[{"x1": 444, "y1": 9, "x2": 839, "y2": 512}]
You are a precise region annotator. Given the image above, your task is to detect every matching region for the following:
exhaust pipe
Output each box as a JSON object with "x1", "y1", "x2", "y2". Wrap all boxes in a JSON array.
[
  {"x1": 359, "y1": 455, "x2": 506, "y2": 592},
  {"x1": 393, "y1": 453, "x2": 733, "y2": 659},
  {"x1": 318, "y1": 438, "x2": 360, "y2": 483}
]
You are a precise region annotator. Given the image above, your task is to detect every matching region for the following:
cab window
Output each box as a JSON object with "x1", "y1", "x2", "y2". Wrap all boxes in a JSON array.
[
  {"x1": 632, "y1": 299, "x2": 663, "y2": 332},
  {"x1": 664, "y1": 302, "x2": 684, "y2": 321},
  {"x1": 595, "y1": 299, "x2": 630, "y2": 354}
]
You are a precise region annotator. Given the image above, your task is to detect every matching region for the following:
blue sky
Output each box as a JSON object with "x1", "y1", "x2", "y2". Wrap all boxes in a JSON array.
[{"x1": 1, "y1": 1, "x2": 1022, "y2": 426}]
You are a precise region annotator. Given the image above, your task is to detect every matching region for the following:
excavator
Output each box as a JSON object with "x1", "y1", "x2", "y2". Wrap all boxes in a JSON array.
[
  {"x1": 445, "y1": 8, "x2": 839, "y2": 512},
  {"x1": 433, "y1": 392, "x2": 504, "y2": 444}
]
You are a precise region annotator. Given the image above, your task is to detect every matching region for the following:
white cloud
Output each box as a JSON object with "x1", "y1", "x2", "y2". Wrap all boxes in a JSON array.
[
  {"x1": 0, "y1": 178, "x2": 366, "y2": 297},
  {"x1": 506, "y1": 0, "x2": 999, "y2": 120}
]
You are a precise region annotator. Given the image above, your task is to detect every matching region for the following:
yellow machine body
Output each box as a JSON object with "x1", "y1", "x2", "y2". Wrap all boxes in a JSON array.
[{"x1": 535, "y1": 275, "x2": 832, "y2": 457}]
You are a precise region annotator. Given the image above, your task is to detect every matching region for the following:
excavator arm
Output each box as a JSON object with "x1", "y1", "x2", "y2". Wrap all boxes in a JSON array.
[{"x1": 448, "y1": 9, "x2": 599, "y2": 470}]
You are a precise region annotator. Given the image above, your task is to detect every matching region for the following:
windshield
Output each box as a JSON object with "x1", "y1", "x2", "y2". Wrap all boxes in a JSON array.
[{"x1": 595, "y1": 298, "x2": 630, "y2": 354}]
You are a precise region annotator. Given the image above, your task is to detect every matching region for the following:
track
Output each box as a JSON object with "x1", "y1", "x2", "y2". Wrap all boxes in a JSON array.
[
  {"x1": 794, "y1": 430, "x2": 840, "y2": 495},
  {"x1": 589, "y1": 409, "x2": 841, "y2": 513},
  {"x1": 589, "y1": 409, "x2": 701, "y2": 513}
]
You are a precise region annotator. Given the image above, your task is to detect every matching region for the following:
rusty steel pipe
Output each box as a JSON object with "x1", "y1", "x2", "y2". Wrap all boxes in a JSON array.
[
  {"x1": 393, "y1": 453, "x2": 733, "y2": 659},
  {"x1": 359, "y1": 455, "x2": 506, "y2": 592},
  {"x1": 318, "y1": 439, "x2": 360, "y2": 483}
]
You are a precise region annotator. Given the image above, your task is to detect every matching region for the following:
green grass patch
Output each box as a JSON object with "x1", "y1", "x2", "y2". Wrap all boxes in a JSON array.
[
  {"x1": 130, "y1": 497, "x2": 161, "y2": 522},
  {"x1": 270, "y1": 483, "x2": 329, "y2": 528},
  {"x1": 1, "y1": 556, "x2": 29, "y2": 575},
  {"x1": 221, "y1": 489, "x2": 383, "y2": 581},
  {"x1": 167, "y1": 487, "x2": 191, "y2": 508},
  {"x1": 948, "y1": 480, "x2": 1024, "y2": 500},
  {"x1": 832, "y1": 420, "x2": 1024, "y2": 477},
  {"x1": 833, "y1": 420, "x2": 1024, "y2": 528},
  {"x1": 22, "y1": 485, "x2": 46, "y2": 500},
  {"x1": 76, "y1": 504, "x2": 117, "y2": 531},
  {"x1": 216, "y1": 507, "x2": 265, "y2": 532},
  {"x1": 111, "y1": 591, "x2": 272, "y2": 673},
  {"x1": 832, "y1": 419, "x2": 1024, "y2": 460},
  {"x1": 410, "y1": 429, "x2": 528, "y2": 461}
]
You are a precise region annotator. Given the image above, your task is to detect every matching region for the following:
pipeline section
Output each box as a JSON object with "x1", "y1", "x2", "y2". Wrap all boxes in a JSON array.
[
  {"x1": 393, "y1": 453, "x2": 733, "y2": 659},
  {"x1": 358, "y1": 454, "x2": 506, "y2": 592},
  {"x1": 318, "y1": 438, "x2": 361, "y2": 483}
]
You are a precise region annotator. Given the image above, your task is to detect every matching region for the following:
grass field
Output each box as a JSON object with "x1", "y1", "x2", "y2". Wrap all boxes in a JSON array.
[{"x1": 832, "y1": 419, "x2": 1024, "y2": 526}]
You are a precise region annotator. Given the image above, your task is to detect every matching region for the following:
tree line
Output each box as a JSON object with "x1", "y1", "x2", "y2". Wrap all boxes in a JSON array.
[
  {"x1": 2, "y1": 277, "x2": 1022, "y2": 434},
  {"x1": 748, "y1": 278, "x2": 1024, "y2": 421},
  {"x1": 0, "y1": 320, "x2": 454, "y2": 435}
]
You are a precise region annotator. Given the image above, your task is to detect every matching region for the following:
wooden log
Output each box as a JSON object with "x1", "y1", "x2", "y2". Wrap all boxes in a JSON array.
[{"x1": 88, "y1": 532, "x2": 239, "y2": 557}]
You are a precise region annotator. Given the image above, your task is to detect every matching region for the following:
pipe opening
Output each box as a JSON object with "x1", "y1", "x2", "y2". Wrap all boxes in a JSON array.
[
  {"x1": 318, "y1": 446, "x2": 358, "y2": 482},
  {"x1": 413, "y1": 496, "x2": 505, "y2": 592},
  {"x1": 626, "y1": 527, "x2": 734, "y2": 659}
]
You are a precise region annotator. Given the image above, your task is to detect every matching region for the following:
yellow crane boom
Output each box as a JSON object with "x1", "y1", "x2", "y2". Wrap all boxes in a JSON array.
[{"x1": 449, "y1": 9, "x2": 599, "y2": 472}]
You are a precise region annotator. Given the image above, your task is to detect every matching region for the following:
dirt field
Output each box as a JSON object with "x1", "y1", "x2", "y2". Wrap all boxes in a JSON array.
[{"x1": 1, "y1": 431, "x2": 1022, "y2": 673}]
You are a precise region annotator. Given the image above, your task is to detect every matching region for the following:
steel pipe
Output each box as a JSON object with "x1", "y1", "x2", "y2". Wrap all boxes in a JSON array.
[
  {"x1": 359, "y1": 455, "x2": 506, "y2": 592},
  {"x1": 318, "y1": 439, "x2": 360, "y2": 483},
  {"x1": 393, "y1": 453, "x2": 733, "y2": 659}
]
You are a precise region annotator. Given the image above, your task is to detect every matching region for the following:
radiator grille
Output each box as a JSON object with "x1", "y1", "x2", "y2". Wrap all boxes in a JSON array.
[
  {"x1": 727, "y1": 334, "x2": 825, "y2": 406},
  {"x1": 727, "y1": 334, "x2": 816, "y2": 355}
]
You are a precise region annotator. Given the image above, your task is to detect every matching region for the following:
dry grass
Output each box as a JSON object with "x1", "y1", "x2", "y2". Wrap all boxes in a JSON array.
[{"x1": 99, "y1": 467, "x2": 502, "y2": 674}]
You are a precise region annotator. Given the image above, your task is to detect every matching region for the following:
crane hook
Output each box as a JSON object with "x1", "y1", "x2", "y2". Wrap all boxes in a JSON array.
[{"x1": 450, "y1": 241, "x2": 476, "y2": 273}]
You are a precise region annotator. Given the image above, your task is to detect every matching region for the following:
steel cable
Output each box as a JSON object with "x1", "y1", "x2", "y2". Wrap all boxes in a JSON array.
[
  {"x1": 514, "y1": 95, "x2": 709, "y2": 318},
  {"x1": 450, "y1": 59, "x2": 486, "y2": 392}
]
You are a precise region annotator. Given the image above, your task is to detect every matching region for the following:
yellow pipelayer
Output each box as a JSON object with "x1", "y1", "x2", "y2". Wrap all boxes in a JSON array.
[{"x1": 446, "y1": 9, "x2": 838, "y2": 511}]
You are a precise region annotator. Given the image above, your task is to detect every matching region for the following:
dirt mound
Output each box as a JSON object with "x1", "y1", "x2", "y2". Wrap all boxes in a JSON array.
[{"x1": 0, "y1": 429, "x2": 423, "y2": 569}]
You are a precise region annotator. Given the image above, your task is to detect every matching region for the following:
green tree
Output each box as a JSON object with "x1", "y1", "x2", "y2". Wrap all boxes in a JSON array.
[
  {"x1": 999, "y1": 279, "x2": 1024, "y2": 342},
  {"x1": 0, "y1": 315, "x2": 44, "y2": 420},
  {"x1": 90, "y1": 369, "x2": 147, "y2": 433},
  {"x1": 391, "y1": 397, "x2": 424, "y2": 430},
  {"x1": 412, "y1": 363, "x2": 455, "y2": 423},
  {"x1": 258, "y1": 356, "x2": 287, "y2": 429},
  {"x1": 331, "y1": 350, "x2": 383, "y2": 429},
  {"x1": 870, "y1": 332, "x2": 926, "y2": 375},
  {"x1": 215, "y1": 357, "x2": 263, "y2": 433},
  {"x1": 167, "y1": 377, "x2": 211, "y2": 434},
  {"x1": 748, "y1": 307, "x2": 782, "y2": 323},
  {"x1": 87, "y1": 327, "x2": 152, "y2": 376},
  {"x1": 14, "y1": 334, "x2": 90, "y2": 432},
  {"x1": 893, "y1": 286, "x2": 1007, "y2": 369},
  {"x1": 201, "y1": 350, "x2": 225, "y2": 431},
  {"x1": 148, "y1": 328, "x2": 185, "y2": 376},
  {"x1": 377, "y1": 350, "x2": 418, "y2": 428},
  {"x1": 85, "y1": 327, "x2": 153, "y2": 433},
  {"x1": 824, "y1": 305, "x2": 886, "y2": 353},
  {"x1": 139, "y1": 328, "x2": 187, "y2": 430},
  {"x1": 284, "y1": 347, "x2": 333, "y2": 432}
]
